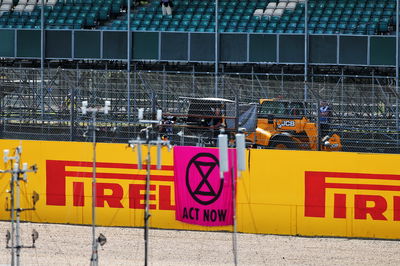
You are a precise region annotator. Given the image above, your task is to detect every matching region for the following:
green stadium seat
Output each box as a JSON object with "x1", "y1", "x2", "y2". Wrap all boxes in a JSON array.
[
  {"x1": 297, "y1": 22, "x2": 306, "y2": 29},
  {"x1": 317, "y1": 23, "x2": 327, "y2": 30},
  {"x1": 53, "y1": 5, "x2": 63, "y2": 12},
  {"x1": 343, "y1": 9, "x2": 353, "y2": 16},
  {"x1": 55, "y1": 18, "x2": 65, "y2": 25},
  {"x1": 337, "y1": 22, "x2": 347, "y2": 31},
  {"x1": 277, "y1": 22, "x2": 287, "y2": 30},
  {"x1": 47, "y1": 18, "x2": 56, "y2": 24},
  {"x1": 205, "y1": 7, "x2": 214, "y2": 14},
  {"x1": 324, "y1": 9, "x2": 333, "y2": 16},
  {"x1": 49, "y1": 11, "x2": 58, "y2": 19},
  {"x1": 350, "y1": 15, "x2": 360, "y2": 23},
  {"x1": 330, "y1": 16, "x2": 340, "y2": 23},
  {"x1": 320, "y1": 16, "x2": 330, "y2": 23},
  {"x1": 69, "y1": 12, "x2": 78, "y2": 19},
  {"x1": 199, "y1": 20, "x2": 208, "y2": 27},
  {"x1": 341, "y1": 15, "x2": 350, "y2": 23},
  {"x1": 347, "y1": 22, "x2": 357, "y2": 31},
  {"x1": 332, "y1": 9, "x2": 342, "y2": 17},
  {"x1": 378, "y1": 22, "x2": 389, "y2": 32},
  {"x1": 81, "y1": 5, "x2": 91, "y2": 13},
  {"x1": 287, "y1": 22, "x2": 297, "y2": 30},
  {"x1": 327, "y1": 23, "x2": 337, "y2": 30},
  {"x1": 268, "y1": 22, "x2": 277, "y2": 29},
  {"x1": 65, "y1": 18, "x2": 75, "y2": 26},
  {"x1": 150, "y1": 20, "x2": 160, "y2": 26},
  {"x1": 281, "y1": 15, "x2": 291, "y2": 23}
]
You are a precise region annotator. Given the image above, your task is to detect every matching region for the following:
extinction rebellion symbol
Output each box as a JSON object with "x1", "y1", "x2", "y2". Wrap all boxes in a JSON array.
[{"x1": 185, "y1": 153, "x2": 223, "y2": 205}]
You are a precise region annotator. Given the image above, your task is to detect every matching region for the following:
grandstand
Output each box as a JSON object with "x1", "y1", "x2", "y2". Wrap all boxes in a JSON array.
[
  {"x1": 0, "y1": 0, "x2": 397, "y2": 34},
  {"x1": 0, "y1": 0, "x2": 399, "y2": 153}
]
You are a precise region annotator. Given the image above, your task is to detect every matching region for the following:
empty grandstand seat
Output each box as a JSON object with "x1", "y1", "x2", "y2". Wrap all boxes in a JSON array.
[
  {"x1": 276, "y1": 2, "x2": 287, "y2": 9},
  {"x1": 263, "y1": 8, "x2": 274, "y2": 17},
  {"x1": 266, "y1": 2, "x2": 277, "y2": 9},
  {"x1": 47, "y1": 0, "x2": 57, "y2": 6},
  {"x1": 253, "y1": 8, "x2": 263, "y2": 17},
  {"x1": 14, "y1": 4, "x2": 26, "y2": 13},
  {"x1": 272, "y1": 9, "x2": 284, "y2": 17},
  {"x1": 24, "y1": 4, "x2": 35, "y2": 12},
  {"x1": 287, "y1": 2, "x2": 297, "y2": 10}
]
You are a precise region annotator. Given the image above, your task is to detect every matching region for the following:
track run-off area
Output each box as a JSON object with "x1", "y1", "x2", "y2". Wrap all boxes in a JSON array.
[{"x1": 1, "y1": 221, "x2": 400, "y2": 265}]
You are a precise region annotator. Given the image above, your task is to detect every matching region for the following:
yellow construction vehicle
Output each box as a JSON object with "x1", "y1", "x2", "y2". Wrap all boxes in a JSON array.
[{"x1": 246, "y1": 99, "x2": 342, "y2": 151}]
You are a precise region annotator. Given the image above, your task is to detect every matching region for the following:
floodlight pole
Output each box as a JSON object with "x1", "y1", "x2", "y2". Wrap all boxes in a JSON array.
[
  {"x1": 129, "y1": 109, "x2": 171, "y2": 266},
  {"x1": 2, "y1": 146, "x2": 39, "y2": 266},
  {"x1": 81, "y1": 100, "x2": 110, "y2": 266}
]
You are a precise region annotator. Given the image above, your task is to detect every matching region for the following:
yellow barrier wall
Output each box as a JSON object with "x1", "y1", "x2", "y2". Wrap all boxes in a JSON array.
[{"x1": 1, "y1": 139, "x2": 400, "y2": 239}]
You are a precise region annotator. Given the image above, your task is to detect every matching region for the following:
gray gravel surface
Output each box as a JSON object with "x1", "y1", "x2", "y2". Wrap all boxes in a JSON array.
[{"x1": 0, "y1": 221, "x2": 399, "y2": 265}]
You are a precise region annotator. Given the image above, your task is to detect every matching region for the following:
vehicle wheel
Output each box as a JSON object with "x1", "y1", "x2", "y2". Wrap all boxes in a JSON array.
[{"x1": 269, "y1": 137, "x2": 297, "y2": 150}]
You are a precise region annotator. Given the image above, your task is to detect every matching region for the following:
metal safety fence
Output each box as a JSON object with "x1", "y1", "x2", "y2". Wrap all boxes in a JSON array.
[{"x1": 0, "y1": 67, "x2": 399, "y2": 153}]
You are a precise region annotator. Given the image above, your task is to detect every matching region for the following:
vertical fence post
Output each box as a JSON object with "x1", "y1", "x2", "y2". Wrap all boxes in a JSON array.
[
  {"x1": 214, "y1": 0, "x2": 219, "y2": 97},
  {"x1": 70, "y1": 66, "x2": 77, "y2": 141},
  {"x1": 304, "y1": 0, "x2": 309, "y2": 101},
  {"x1": 396, "y1": 0, "x2": 399, "y2": 150},
  {"x1": 192, "y1": 65, "x2": 195, "y2": 96},
  {"x1": 127, "y1": 0, "x2": 132, "y2": 124},
  {"x1": 40, "y1": 0, "x2": 45, "y2": 121}
]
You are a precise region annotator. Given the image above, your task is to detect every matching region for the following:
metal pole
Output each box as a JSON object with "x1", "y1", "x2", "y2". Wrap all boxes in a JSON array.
[
  {"x1": 144, "y1": 129, "x2": 150, "y2": 266},
  {"x1": 304, "y1": 0, "x2": 308, "y2": 101},
  {"x1": 127, "y1": 0, "x2": 131, "y2": 123},
  {"x1": 40, "y1": 0, "x2": 44, "y2": 120},
  {"x1": 396, "y1": 0, "x2": 399, "y2": 149},
  {"x1": 91, "y1": 111, "x2": 98, "y2": 266},
  {"x1": 71, "y1": 65, "x2": 78, "y2": 141},
  {"x1": 251, "y1": 66, "x2": 254, "y2": 100},
  {"x1": 214, "y1": 0, "x2": 219, "y2": 97},
  {"x1": 231, "y1": 164, "x2": 237, "y2": 266},
  {"x1": 15, "y1": 173, "x2": 20, "y2": 266},
  {"x1": 10, "y1": 174, "x2": 15, "y2": 266},
  {"x1": 192, "y1": 65, "x2": 195, "y2": 95}
]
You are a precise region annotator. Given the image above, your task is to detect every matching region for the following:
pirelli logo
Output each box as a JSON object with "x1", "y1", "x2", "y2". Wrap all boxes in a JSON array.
[
  {"x1": 46, "y1": 160, "x2": 175, "y2": 210},
  {"x1": 305, "y1": 171, "x2": 400, "y2": 221}
]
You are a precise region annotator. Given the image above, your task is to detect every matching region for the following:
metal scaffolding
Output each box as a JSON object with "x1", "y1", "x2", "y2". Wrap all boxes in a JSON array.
[{"x1": 0, "y1": 64, "x2": 399, "y2": 153}]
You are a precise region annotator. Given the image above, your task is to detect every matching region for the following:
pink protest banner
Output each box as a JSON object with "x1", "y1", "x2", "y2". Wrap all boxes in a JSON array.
[{"x1": 174, "y1": 146, "x2": 236, "y2": 226}]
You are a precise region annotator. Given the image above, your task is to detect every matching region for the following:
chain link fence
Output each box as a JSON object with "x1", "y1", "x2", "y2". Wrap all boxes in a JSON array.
[{"x1": 0, "y1": 67, "x2": 399, "y2": 153}]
